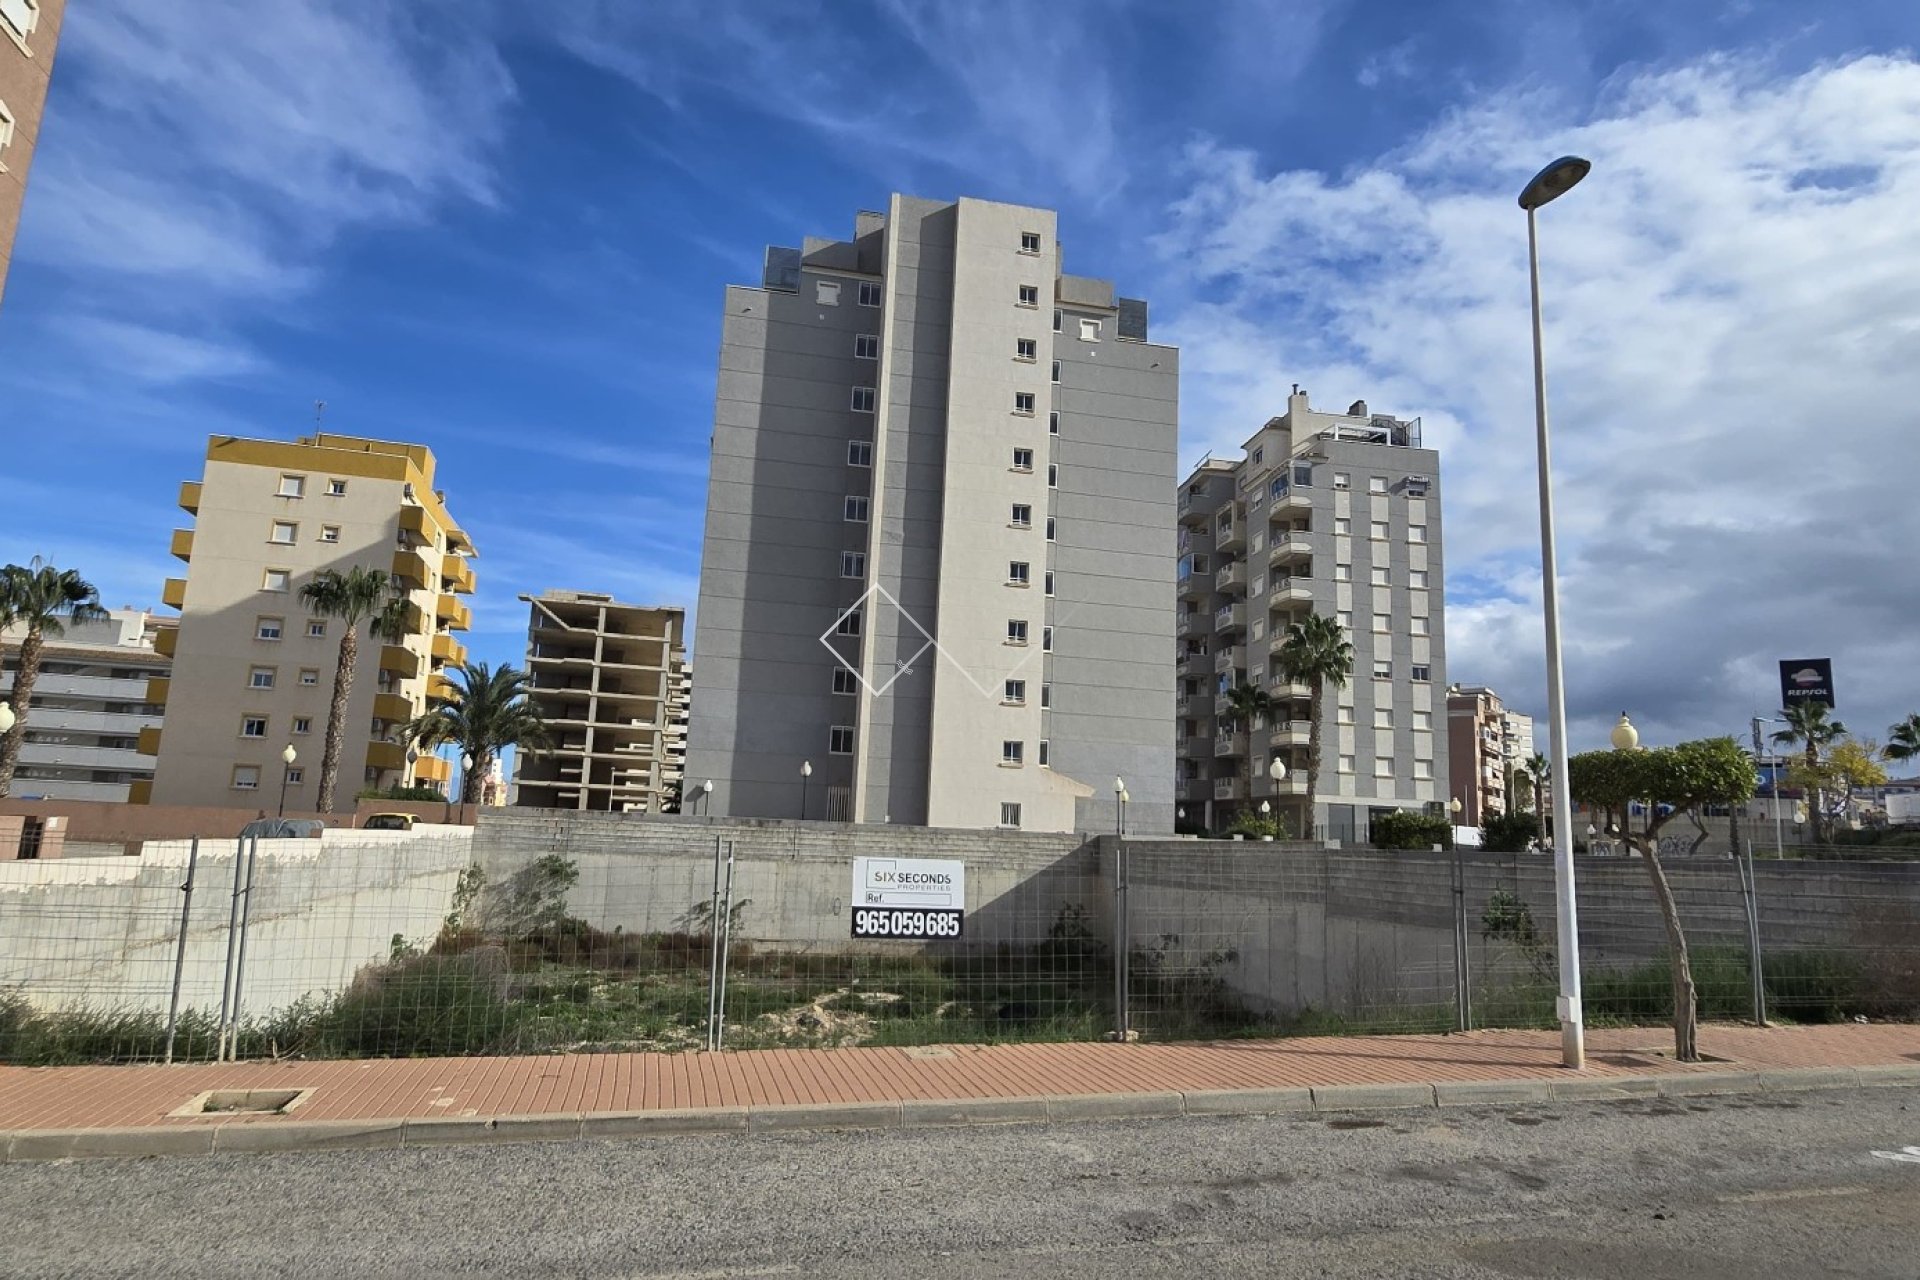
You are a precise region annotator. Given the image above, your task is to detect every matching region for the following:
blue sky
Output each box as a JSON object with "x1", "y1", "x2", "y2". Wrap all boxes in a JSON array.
[{"x1": 3, "y1": 0, "x2": 1918, "y2": 757}]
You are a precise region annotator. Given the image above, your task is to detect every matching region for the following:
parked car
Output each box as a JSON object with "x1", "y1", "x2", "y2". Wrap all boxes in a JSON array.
[
  {"x1": 238, "y1": 818, "x2": 325, "y2": 839},
  {"x1": 361, "y1": 812, "x2": 417, "y2": 831}
]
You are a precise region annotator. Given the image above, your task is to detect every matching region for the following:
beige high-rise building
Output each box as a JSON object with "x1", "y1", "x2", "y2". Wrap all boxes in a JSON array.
[
  {"x1": 512, "y1": 591, "x2": 686, "y2": 813},
  {"x1": 0, "y1": 0, "x2": 63, "y2": 312},
  {"x1": 1445, "y1": 684, "x2": 1530, "y2": 828},
  {"x1": 3, "y1": 609, "x2": 172, "y2": 802},
  {"x1": 144, "y1": 433, "x2": 476, "y2": 810}
]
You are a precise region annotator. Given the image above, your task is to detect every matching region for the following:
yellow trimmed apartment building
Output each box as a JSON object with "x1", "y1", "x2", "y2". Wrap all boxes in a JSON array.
[{"x1": 142, "y1": 433, "x2": 476, "y2": 811}]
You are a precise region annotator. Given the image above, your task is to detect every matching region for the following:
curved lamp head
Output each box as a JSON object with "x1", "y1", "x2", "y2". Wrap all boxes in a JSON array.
[
  {"x1": 0, "y1": 704, "x2": 15, "y2": 734},
  {"x1": 1449, "y1": 797, "x2": 1463, "y2": 816},
  {"x1": 701, "y1": 779, "x2": 714, "y2": 794},
  {"x1": 1259, "y1": 800, "x2": 1271, "y2": 815},
  {"x1": 282, "y1": 744, "x2": 298, "y2": 765},
  {"x1": 1610, "y1": 712, "x2": 1640, "y2": 752},
  {"x1": 801, "y1": 760, "x2": 812, "y2": 778},
  {"x1": 1519, "y1": 155, "x2": 1591, "y2": 210},
  {"x1": 1114, "y1": 776, "x2": 1126, "y2": 796},
  {"x1": 1268, "y1": 757, "x2": 1289, "y2": 782},
  {"x1": 461, "y1": 752, "x2": 474, "y2": 769}
]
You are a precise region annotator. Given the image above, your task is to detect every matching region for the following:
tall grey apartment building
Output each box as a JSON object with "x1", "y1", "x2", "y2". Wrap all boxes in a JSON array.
[
  {"x1": 1175, "y1": 388, "x2": 1448, "y2": 841},
  {"x1": 687, "y1": 195, "x2": 1179, "y2": 833}
]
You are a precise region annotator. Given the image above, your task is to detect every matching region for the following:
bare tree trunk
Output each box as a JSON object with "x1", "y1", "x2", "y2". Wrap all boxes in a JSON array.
[
  {"x1": 317, "y1": 628, "x2": 359, "y2": 813},
  {"x1": 1534, "y1": 777, "x2": 1545, "y2": 846},
  {"x1": 464, "y1": 747, "x2": 488, "y2": 805},
  {"x1": 1636, "y1": 833, "x2": 1699, "y2": 1061},
  {"x1": 0, "y1": 628, "x2": 43, "y2": 797},
  {"x1": 1304, "y1": 681, "x2": 1323, "y2": 842}
]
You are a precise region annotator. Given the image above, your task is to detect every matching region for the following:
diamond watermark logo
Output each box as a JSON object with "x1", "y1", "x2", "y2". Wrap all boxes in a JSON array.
[{"x1": 820, "y1": 584, "x2": 1075, "y2": 702}]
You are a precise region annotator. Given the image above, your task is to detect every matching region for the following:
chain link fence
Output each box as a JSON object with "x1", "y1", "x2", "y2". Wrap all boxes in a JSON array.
[{"x1": 4, "y1": 820, "x2": 1918, "y2": 1065}]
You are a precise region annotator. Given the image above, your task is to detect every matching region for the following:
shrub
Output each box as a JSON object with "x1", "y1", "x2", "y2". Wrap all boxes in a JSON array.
[
  {"x1": 1479, "y1": 810, "x2": 1540, "y2": 853},
  {"x1": 1370, "y1": 810, "x2": 1452, "y2": 850},
  {"x1": 1223, "y1": 811, "x2": 1290, "y2": 840},
  {"x1": 355, "y1": 784, "x2": 448, "y2": 802},
  {"x1": 301, "y1": 953, "x2": 521, "y2": 1057}
]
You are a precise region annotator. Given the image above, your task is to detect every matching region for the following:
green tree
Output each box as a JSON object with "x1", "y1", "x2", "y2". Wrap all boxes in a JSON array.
[
  {"x1": 1771, "y1": 703, "x2": 1849, "y2": 841},
  {"x1": 404, "y1": 662, "x2": 550, "y2": 804},
  {"x1": 1886, "y1": 713, "x2": 1920, "y2": 766},
  {"x1": 1274, "y1": 613, "x2": 1354, "y2": 838},
  {"x1": 1789, "y1": 738, "x2": 1889, "y2": 831},
  {"x1": 298, "y1": 566, "x2": 393, "y2": 812},
  {"x1": 1479, "y1": 809, "x2": 1540, "y2": 853},
  {"x1": 1223, "y1": 679, "x2": 1279, "y2": 821},
  {"x1": 0, "y1": 559, "x2": 108, "y2": 797},
  {"x1": 1371, "y1": 809, "x2": 1452, "y2": 850},
  {"x1": 1567, "y1": 736, "x2": 1757, "y2": 1062}
]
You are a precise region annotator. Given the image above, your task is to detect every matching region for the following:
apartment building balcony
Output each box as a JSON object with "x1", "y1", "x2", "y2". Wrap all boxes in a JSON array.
[
  {"x1": 373, "y1": 692, "x2": 414, "y2": 724},
  {"x1": 1269, "y1": 576, "x2": 1314, "y2": 607},
  {"x1": 413, "y1": 755, "x2": 450, "y2": 784},
  {"x1": 128, "y1": 780, "x2": 153, "y2": 805},
  {"x1": 1178, "y1": 651, "x2": 1213, "y2": 678},
  {"x1": 1266, "y1": 673, "x2": 1312, "y2": 699},
  {"x1": 22, "y1": 673, "x2": 154, "y2": 701},
  {"x1": 1214, "y1": 732, "x2": 1248, "y2": 758},
  {"x1": 1214, "y1": 602, "x2": 1247, "y2": 634},
  {"x1": 366, "y1": 741, "x2": 407, "y2": 771},
  {"x1": 435, "y1": 594, "x2": 472, "y2": 631},
  {"x1": 1181, "y1": 694, "x2": 1216, "y2": 719},
  {"x1": 1214, "y1": 515, "x2": 1246, "y2": 553},
  {"x1": 1177, "y1": 490, "x2": 1212, "y2": 525},
  {"x1": 1254, "y1": 773, "x2": 1309, "y2": 798},
  {"x1": 169, "y1": 530, "x2": 194, "y2": 562},
  {"x1": 1214, "y1": 645, "x2": 1245, "y2": 675},
  {"x1": 441, "y1": 553, "x2": 476, "y2": 594},
  {"x1": 1177, "y1": 571, "x2": 1213, "y2": 603},
  {"x1": 399, "y1": 505, "x2": 438, "y2": 543},
  {"x1": 391, "y1": 548, "x2": 435, "y2": 590},
  {"x1": 1178, "y1": 610, "x2": 1211, "y2": 637},
  {"x1": 1214, "y1": 695, "x2": 1237, "y2": 719},
  {"x1": 161, "y1": 578, "x2": 187, "y2": 610},
  {"x1": 1179, "y1": 777, "x2": 1215, "y2": 803},
  {"x1": 154, "y1": 628, "x2": 177, "y2": 658},
  {"x1": 145, "y1": 677, "x2": 169, "y2": 706},
  {"x1": 1214, "y1": 778, "x2": 1245, "y2": 801},
  {"x1": 19, "y1": 707, "x2": 158, "y2": 736},
  {"x1": 425, "y1": 673, "x2": 457, "y2": 702},
  {"x1": 178, "y1": 482, "x2": 201, "y2": 515},
  {"x1": 136, "y1": 726, "x2": 162, "y2": 757},
  {"x1": 1268, "y1": 536, "x2": 1312, "y2": 566},
  {"x1": 379, "y1": 645, "x2": 421, "y2": 678},
  {"x1": 1214, "y1": 561, "x2": 1248, "y2": 595},
  {"x1": 431, "y1": 633, "x2": 467, "y2": 666},
  {"x1": 1269, "y1": 720, "x2": 1312, "y2": 748},
  {"x1": 1268, "y1": 488, "x2": 1313, "y2": 519}
]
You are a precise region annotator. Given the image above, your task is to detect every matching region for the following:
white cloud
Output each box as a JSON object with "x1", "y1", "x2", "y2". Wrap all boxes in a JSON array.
[{"x1": 1160, "y1": 53, "x2": 1920, "y2": 753}]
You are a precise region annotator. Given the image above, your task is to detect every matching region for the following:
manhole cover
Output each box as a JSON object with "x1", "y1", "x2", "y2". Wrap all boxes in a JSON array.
[{"x1": 170, "y1": 1088, "x2": 316, "y2": 1117}]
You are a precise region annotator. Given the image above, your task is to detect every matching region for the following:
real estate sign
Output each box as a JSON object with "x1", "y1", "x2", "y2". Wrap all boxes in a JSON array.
[
  {"x1": 850, "y1": 856, "x2": 965, "y2": 940},
  {"x1": 1778, "y1": 658, "x2": 1836, "y2": 709}
]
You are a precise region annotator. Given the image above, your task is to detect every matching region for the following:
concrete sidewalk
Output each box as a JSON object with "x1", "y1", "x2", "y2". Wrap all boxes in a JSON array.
[{"x1": 4, "y1": 1022, "x2": 1918, "y2": 1162}]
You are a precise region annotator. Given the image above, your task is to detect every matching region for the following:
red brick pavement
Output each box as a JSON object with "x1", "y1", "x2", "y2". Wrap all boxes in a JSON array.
[{"x1": 1, "y1": 1023, "x2": 1915, "y2": 1133}]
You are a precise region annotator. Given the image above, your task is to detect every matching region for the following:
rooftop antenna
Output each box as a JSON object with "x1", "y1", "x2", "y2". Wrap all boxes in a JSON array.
[{"x1": 314, "y1": 399, "x2": 326, "y2": 428}]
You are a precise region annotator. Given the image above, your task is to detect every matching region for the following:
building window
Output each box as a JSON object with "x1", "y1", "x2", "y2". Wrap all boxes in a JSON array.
[
  {"x1": 299, "y1": 668, "x2": 319, "y2": 687},
  {"x1": 816, "y1": 280, "x2": 841, "y2": 306},
  {"x1": 1333, "y1": 472, "x2": 1350, "y2": 490},
  {"x1": 855, "y1": 333, "x2": 879, "y2": 359},
  {"x1": 0, "y1": 98, "x2": 13, "y2": 164},
  {"x1": 1006, "y1": 619, "x2": 1029, "y2": 645},
  {"x1": 1414, "y1": 759, "x2": 1433, "y2": 780},
  {"x1": 1044, "y1": 571, "x2": 1055, "y2": 596},
  {"x1": 277, "y1": 474, "x2": 306, "y2": 498},
  {"x1": 847, "y1": 440, "x2": 873, "y2": 467},
  {"x1": 844, "y1": 495, "x2": 869, "y2": 522},
  {"x1": 1368, "y1": 476, "x2": 1388, "y2": 494},
  {"x1": 1078, "y1": 318, "x2": 1100, "y2": 341},
  {"x1": 1051, "y1": 360, "x2": 1061, "y2": 383},
  {"x1": 1045, "y1": 517, "x2": 1056, "y2": 542},
  {"x1": 285, "y1": 767, "x2": 304, "y2": 785},
  {"x1": 1002, "y1": 740, "x2": 1024, "y2": 765},
  {"x1": 850, "y1": 386, "x2": 876, "y2": 413},
  {"x1": 1293, "y1": 462, "x2": 1314, "y2": 487},
  {"x1": 835, "y1": 610, "x2": 862, "y2": 637},
  {"x1": 1008, "y1": 561, "x2": 1030, "y2": 585},
  {"x1": 307, "y1": 619, "x2": 326, "y2": 638},
  {"x1": 1369, "y1": 520, "x2": 1389, "y2": 541},
  {"x1": 1037, "y1": 740, "x2": 1050, "y2": 767},
  {"x1": 248, "y1": 667, "x2": 276, "y2": 689},
  {"x1": 1017, "y1": 285, "x2": 1039, "y2": 306},
  {"x1": 269, "y1": 521, "x2": 298, "y2": 545},
  {"x1": 833, "y1": 668, "x2": 858, "y2": 695},
  {"x1": 1049, "y1": 411, "x2": 1059, "y2": 435},
  {"x1": 830, "y1": 726, "x2": 855, "y2": 754},
  {"x1": 292, "y1": 717, "x2": 312, "y2": 735},
  {"x1": 315, "y1": 525, "x2": 340, "y2": 545},
  {"x1": 1010, "y1": 503, "x2": 1032, "y2": 527},
  {"x1": 1333, "y1": 564, "x2": 1350, "y2": 582},
  {"x1": 1409, "y1": 569, "x2": 1429, "y2": 589},
  {"x1": 1338, "y1": 754, "x2": 1355, "y2": 774},
  {"x1": 841, "y1": 551, "x2": 867, "y2": 578},
  {"x1": 1409, "y1": 524, "x2": 1428, "y2": 544},
  {"x1": 1000, "y1": 802, "x2": 1023, "y2": 827},
  {"x1": 1052, "y1": 309, "x2": 1062, "y2": 332},
  {"x1": 1012, "y1": 448, "x2": 1034, "y2": 472},
  {"x1": 1042, "y1": 625, "x2": 1054, "y2": 652},
  {"x1": 1041, "y1": 682, "x2": 1052, "y2": 708},
  {"x1": 1336, "y1": 610, "x2": 1353, "y2": 631},
  {"x1": 1374, "y1": 707, "x2": 1393, "y2": 729},
  {"x1": 1411, "y1": 664, "x2": 1432, "y2": 682},
  {"x1": 1373, "y1": 659, "x2": 1392, "y2": 680},
  {"x1": 1004, "y1": 679, "x2": 1026, "y2": 704},
  {"x1": 241, "y1": 715, "x2": 269, "y2": 739},
  {"x1": 1373, "y1": 612, "x2": 1391, "y2": 632},
  {"x1": 0, "y1": 0, "x2": 39, "y2": 43},
  {"x1": 1334, "y1": 517, "x2": 1351, "y2": 536},
  {"x1": 1411, "y1": 615, "x2": 1430, "y2": 636},
  {"x1": 326, "y1": 479, "x2": 347, "y2": 497},
  {"x1": 1414, "y1": 710, "x2": 1432, "y2": 731},
  {"x1": 232, "y1": 765, "x2": 261, "y2": 791},
  {"x1": 858, "y1": 281, "x2": 882, "y2": 307},
  {"x1": 1013, "y1": 391, "x2": 1035, "y2": 415},
  {"x1": 1251, "y1": 447, "x2": 1264, "y2": 467},
  {"x1": 1375, "y1": 756, "x2": 1394, "y2": 778},
  {"x1": 256, "y1": 617, "x2": 283, "y2": 641},
  {"x1": 1020, "y1": 231, "x2": 1041, "y2": 253},
  {"x1": 1371, "y1": 566, "x2": 1390, "y2": 586},
  {"x1": 1016, "y1": 338, "x2": 1037, "y2": 361},
  {"x1": 1047, "y1": 463, "x2": 1058, "y2": 488},
  {"x1": 1336, "y1": 704, "x2": 1355, "y2": 724}
]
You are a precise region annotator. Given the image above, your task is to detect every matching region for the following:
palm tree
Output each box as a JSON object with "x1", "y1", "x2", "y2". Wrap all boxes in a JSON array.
[
  {"x1": 1275, "y1": 613, "x2": 1354, "y2": 838},
  {"x1": 1771, "y1": 702, "x2": 1848, "y2": 841},
  {"x1": 404, "y1": 662, "x2": 549, "y2": 804},
  {"x1": 1887, "y1": 713, "x2": 1920, "y2": 766},
  {"x1": 1224, "y1": 680, "x2": 1279, "y2": 822},
  {"x1": 1524, "y1": 752, "x2": 1550, "y2": 844},
  {"x1": 298, "y1": 566, "x2": 392, "y2": 813},
  {"x1": 0, "y1": 559, "x2": 107, "y2": 797}
]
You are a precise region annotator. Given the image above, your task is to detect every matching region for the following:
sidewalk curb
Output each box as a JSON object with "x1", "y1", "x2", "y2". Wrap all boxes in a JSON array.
[{"x1": 5, "y1": 1063, "x2": 1918, "y2": 1165}]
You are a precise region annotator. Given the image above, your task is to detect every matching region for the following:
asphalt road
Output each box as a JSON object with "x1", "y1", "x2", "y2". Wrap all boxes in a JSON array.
[{"x1": 2, "y1": 1086, "x2": 1918, "y2": 1279}]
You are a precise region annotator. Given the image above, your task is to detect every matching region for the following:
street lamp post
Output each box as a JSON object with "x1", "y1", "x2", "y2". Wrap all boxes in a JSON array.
[
  {"x1": 700, "y1": 778, "x2": 714, "y2": 818},
  {"x1": 1267, "y1": 756, "x2": 1290, "y2": 837},
  {"x1": 277, "y1": 745, "x2": 297, "y2": 817},
  {"x1": 800, "y1": 760, "x2": 812, "y2": 821},
  {"x1": 1113, "y1": 777, "x2": 1126, "y2": 837},
  {"x1": 1521, "y1": 153, "x2": 1592, "y2": 1071}
]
